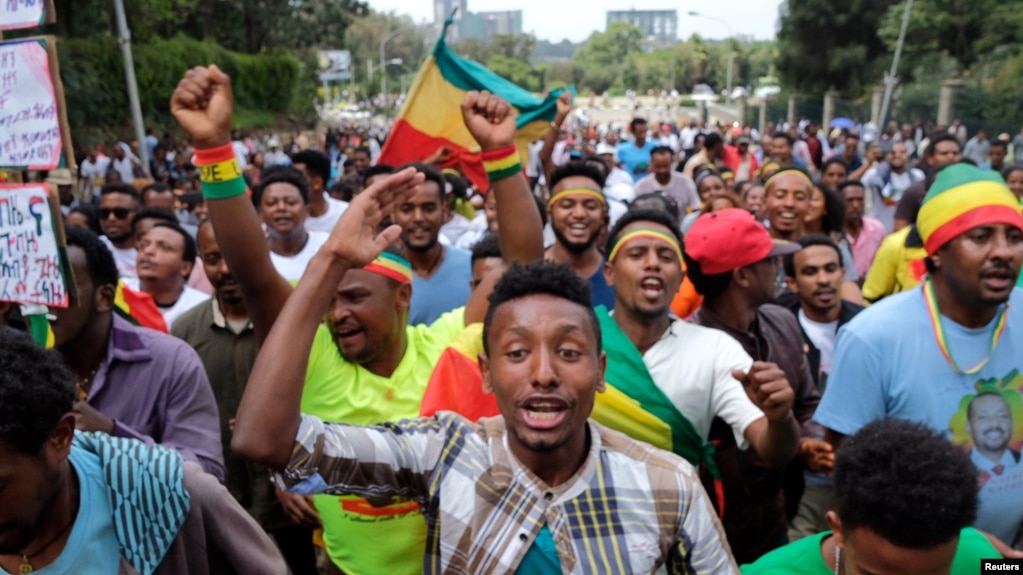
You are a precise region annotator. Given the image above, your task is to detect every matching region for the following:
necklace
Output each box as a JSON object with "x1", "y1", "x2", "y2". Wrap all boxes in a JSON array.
[
  {"x1": 922, "y1": 278, "x2": 1009, "y2": 375},
  {"x1": 75, "y1": 366, "x2": 100, "y2": 400},
  {"x1": 16, "y1": 510, "x2": 77, "y2": 574},
  {"x1": 834, "y1": 544, "x2": 841, "y2": 575}
]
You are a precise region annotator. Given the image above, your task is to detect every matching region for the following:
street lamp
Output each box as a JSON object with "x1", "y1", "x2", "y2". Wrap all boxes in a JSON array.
[
  {"x1": 381, "y1": 27, "x2": 412, "y2": 102},
  {"x1": 688, "y1": 11, "x2": 735, "y2": 104}
]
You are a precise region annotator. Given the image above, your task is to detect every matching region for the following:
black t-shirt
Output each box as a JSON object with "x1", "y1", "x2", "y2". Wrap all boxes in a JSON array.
[{"x1": 894, "y1": 178, "x2": 928, "y2": 224}]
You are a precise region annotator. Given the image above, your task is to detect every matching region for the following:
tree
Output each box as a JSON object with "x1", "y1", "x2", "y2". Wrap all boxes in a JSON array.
[
  {"x1": 572, "y1": 21, "x2": 643, "y2": 70},
  {"x1": 487, "y1": 55, "x2": 539, "y2": 92},
  {"x1": 775, "y1": 0, "x2": 900, "y2": 96},
  {"x1": 879, "y1": 0, "x2": 1002, "y2": 75}
]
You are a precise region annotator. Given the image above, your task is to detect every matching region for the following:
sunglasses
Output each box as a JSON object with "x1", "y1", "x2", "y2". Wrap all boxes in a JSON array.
[{"x1": 100, "y1": 207, "x2": 133, "y2": 220}]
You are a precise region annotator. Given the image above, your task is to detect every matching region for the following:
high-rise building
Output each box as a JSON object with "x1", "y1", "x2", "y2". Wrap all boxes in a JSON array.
[
  {"x1": 435, "y1": 0, "x2": 468, "y2": 41},
  {"x1": 606, "y1": 10, "x2": 678, "y2": 42},
  {"x1": 459, "y1": 10, "x2": 523, "y2": 40}
]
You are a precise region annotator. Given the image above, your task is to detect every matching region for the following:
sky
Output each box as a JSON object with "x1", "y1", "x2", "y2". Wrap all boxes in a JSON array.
[{"x1": 366, "y1": 0, "x2": 784, "y2": 43}]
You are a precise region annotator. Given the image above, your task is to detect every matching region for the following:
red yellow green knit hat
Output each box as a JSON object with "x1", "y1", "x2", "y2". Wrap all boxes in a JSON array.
[{"x1": 917, "y1": 164, "x2": 1023, "y2": 255}]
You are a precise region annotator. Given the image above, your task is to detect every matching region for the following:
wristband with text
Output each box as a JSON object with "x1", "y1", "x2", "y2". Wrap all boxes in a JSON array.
[
  {"x1": 195, "y1": 143, "x2": 248, "y2": 200},
  {"x1": 482, "y1": 146, "x2": 522, "y2": 183}
]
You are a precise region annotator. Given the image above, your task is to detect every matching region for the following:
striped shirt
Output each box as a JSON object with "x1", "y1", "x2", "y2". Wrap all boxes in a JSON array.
[{"x1": 273, "y1": 412, "x2": 738, "y2": 574}]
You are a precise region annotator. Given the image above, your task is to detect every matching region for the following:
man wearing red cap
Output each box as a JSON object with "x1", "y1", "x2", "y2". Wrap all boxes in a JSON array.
[
  {"x1": 817, "y1": 163, "x2": 1023, "y2": 547},
  {"x1": 683, "y1": 208, "x2": 826, "y2": 562}
]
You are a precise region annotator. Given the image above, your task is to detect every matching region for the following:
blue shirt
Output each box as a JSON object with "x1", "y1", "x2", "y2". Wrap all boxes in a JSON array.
[
  {"x1": 617, "y1": 141, "x2": 657, "y2": 182},
  {"x1": 514, "y1": 525, "x2": 561, "y2": 574},
  {"x1": 588, "y1": 266, "x2": 616, "y2": 310},
  {"x1": 816, "y1": 287, "x2": 1023, "y2": 543},
  {"x1": 36, "y1": 446, "x2": 122, "y2": 574},
  {"x1": 410, "y1": 246, "x2": 473, "y2": 325}
]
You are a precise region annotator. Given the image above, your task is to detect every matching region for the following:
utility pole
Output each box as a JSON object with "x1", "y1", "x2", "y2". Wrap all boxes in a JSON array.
[
  {"x1": 113, "y1": 0, "x2": 150, "y2": 176},
  {"x1": 878, "y1": 0, "x2": 913, "y2": 129}
]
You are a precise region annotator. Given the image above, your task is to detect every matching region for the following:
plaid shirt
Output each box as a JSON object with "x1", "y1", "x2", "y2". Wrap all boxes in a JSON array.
[{"x1": 273, "y1": 412, "x2": 738, "y2": 574}]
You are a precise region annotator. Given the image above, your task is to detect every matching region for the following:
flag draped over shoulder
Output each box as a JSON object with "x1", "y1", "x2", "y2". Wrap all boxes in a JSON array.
[
  {"x1": 378, "y1": 19, "x2": 571, "y2": 192},
  {"x1": 115, "y1": 280, "x2": 167, "y2": 333},
  {"x1": 419, "y1": 323, "x2": 499, "y2": 421}
]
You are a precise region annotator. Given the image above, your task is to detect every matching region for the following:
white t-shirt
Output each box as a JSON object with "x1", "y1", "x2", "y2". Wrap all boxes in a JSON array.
[
  {"x1": 125, "y1": 278, "x2": 207, "y2": 329},
  {"x1": 110, "y1": 157, "x2": 136, "y2": 183},
  {"x1": 304, "y1": 196, "x2": 349, "y2": 235},
  {"x1": 269, "y1": 231, "x2": 329, "y2": 283},
  {"x1": 798, "y1": 309, "x2": 838, "y2": 375},
  {"x1": 642, "y1": 317, "x2": 762, "y2": 447},
  {"x1": 99, "y1": 235, "x2": 138, "y2": 279},
  {"x1": 80, "y1": 157, "x2": 111, "y2": 199},
  {"x1": 233, "y1": 141, "x2": 250, "y2": 169}
]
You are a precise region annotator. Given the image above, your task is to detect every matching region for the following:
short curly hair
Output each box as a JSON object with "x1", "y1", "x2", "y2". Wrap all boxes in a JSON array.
[
  {"x1": 549, "y1": 160, "x2": 607, "y2": 191},
  {"x1": 253, "y1": 166, "x2": 310, "y2": 206},
  {"x1": 64, "y1": 226, "x2": 119, "y2": 289},
  {"x1": 604, "y1": 208, "x2": 684, "y2": 257},
  {"x1": 834, "y1": 419, "x2": 978, "y2": 549},
  {"x1": 0, "y1": 330, "x2": 76, "y2": 455},
  {"x1": 482, "y1": 260, "x2": 599, "y2": 355}
]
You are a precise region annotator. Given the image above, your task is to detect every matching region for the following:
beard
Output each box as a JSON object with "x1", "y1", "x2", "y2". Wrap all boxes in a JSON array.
[{"x1": 552, "y1": 224, "x2": 599, "y2": 255}]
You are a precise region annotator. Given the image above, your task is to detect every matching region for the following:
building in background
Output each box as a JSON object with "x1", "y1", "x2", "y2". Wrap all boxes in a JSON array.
[
  {"x1": 434, "y1": 0, "x2": 467, "y2": 41},
  {"x1": 606, "y1": 9, "x2": 678, "y2": 42},
  {"x1": 459, "y1": 10, "x2": 523, "y2": 40}
]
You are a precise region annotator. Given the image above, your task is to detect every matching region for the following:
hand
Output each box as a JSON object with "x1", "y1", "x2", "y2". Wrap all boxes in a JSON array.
[
  {"x1": 73, "y1": 400, "x2": 115, "y2": 434},
  {"x1": 275, "y1": 486, "x2": 322, "y2": 530},
  {"x1": 556, "y1": 91, "x2": 573, "y2": 118},
  {"x1": 460, "y1": 91, "x2": 517, "y2": 152},
  {"x1": 799, "y1": 439, "x2": 835, "y2": 474},
  {"x1": 324, "y1": 167, "x2": 424, "y2": 266},
  {"x1": 170, "y1": 65, "x2": 234, "y2": 149},
  {"x1": 425, "y1": 146, "x2": 453, "y2": 165},
  {"x1": 732, "y1": 362, "x2": 795, "y2": 423}
]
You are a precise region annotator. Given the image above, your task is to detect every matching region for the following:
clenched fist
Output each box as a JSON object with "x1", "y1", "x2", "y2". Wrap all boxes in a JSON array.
[
  {"x1": 461, "y1": 91, "x2": 516, "y2": 152},
  {"x1": 170, "y1": 65, "x2": 234, "y2": 149}
]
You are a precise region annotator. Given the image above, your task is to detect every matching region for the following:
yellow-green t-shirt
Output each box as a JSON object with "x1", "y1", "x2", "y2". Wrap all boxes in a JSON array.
[{"x1": 300, "y1": 308, "x2": 465, "y2": 575}]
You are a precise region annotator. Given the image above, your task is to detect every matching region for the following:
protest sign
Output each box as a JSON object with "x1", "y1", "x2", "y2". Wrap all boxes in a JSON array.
[
  {"x1": 0, "y1": 0, "x2": 56, "y2": 31},
  {"x1": 0, "y1": 182, "x2": 73, "y2": 307},
  {"x1": 0, "y1": 36, "x2": 74, "y2": 170}
]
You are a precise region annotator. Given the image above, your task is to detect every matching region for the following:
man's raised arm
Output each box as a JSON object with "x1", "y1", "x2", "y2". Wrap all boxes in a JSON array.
[
  {"x1": 461, "y1": 91, "x2": 545, "y2": 324},
  {"x1": 170, "y1": 65, "x2": 292, "y2": 343},
  {"x1": 232, "y1": 168, "x2": 423, "y2": 469}
]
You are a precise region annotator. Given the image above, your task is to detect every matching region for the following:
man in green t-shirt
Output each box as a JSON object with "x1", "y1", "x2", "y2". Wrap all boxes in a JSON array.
[
  {"x1": 170, "y1": 66, "x2": 544, "y2": 573},
  {"x1": 743, "y1": 419, "x2": 1002, "y2": 574}
]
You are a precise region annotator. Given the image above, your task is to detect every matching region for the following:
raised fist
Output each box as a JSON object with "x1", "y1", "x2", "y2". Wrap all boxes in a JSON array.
[
  {"x1": 460, "y1": 91, "x2": 517, "y2": 152},
  {"x1": 170, "y1": 65, "x2": 234, "y2": 149}
]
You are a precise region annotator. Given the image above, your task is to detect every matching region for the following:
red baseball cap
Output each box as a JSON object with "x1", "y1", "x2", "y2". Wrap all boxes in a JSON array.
[{"x1": 684, "y1": 208, "x2": 801, "y2": 275}]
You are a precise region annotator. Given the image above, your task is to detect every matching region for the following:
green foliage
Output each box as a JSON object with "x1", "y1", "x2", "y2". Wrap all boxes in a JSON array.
[
  {"x1": 776, "y1": 0, "x2": 899, "y2": 96},
  {"x1": 573, "y1": 22, "x2": 643, "y2": 71},
  {"x1": 58, "y1": 36, "x2": 301, "y2": 136},
  {"x1": 486, "y1": 55, "x2": 540, "y2": 92}
]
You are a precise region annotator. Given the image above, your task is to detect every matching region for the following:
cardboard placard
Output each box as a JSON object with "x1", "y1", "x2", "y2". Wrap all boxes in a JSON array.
[
  {"x1": 0, "y1": 0, "x2": 55, "y2": 31},
  {"x1": 0, "y1": 182, "x2": 74, "y2": 307},
  {"x1": 0, "y1": 36, "x2": 75, "y2": 171}
]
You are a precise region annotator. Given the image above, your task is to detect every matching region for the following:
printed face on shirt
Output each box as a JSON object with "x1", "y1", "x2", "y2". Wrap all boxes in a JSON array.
[
  {"x1": 834, "y1": 524, "x2": 959, "y2": 575},
  {"x1": 137, "y1": 226, "x2": 193, "y2": 283},
  {"x1": 604, "y1": 220, "x2": 683, "y2": 320},
  {"x1": 967, "y1": 393, "x2": 1014, "y2": 459},
  {"x1": 480, "y1": 294, "x2": 605, "y2": 459},
  {"x1": 325, "y1": 269, "x2": 410, "y2": 366},
  {"x1": 766, "y1": 174, "x2": 810, "y2": 237},
  {"x1": 786, "y1": 245, "x2": 843, "y2": 317},
  {"x1": 931, "y1": 223, "x2": 1023, "y2": 307},
  {"x1": 260, "y1": 182, "x2": 309, "y2": 237},
  {"x1": 0, "y1": 421, "x2": 73, "y2": 557},
  {"x1": 394, "y1": 181, "x2": 446, "y2": 253},
  {"x1": 548, "y1": 176, "x2": 606, "y2": 255},
  {"x1": 98, "y1": 192, "x2": 139, "y2": 244}
]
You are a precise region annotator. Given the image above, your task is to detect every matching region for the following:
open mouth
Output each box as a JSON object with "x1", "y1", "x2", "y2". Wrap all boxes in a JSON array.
[
  {"x1": 333, "y1": 326, "x2": 363, "y2": 344},
  {"x1": 520, "y1": 397, "x2": 569, "y2": 430},
  {"x1": 640, "y1": 277, "x2": 665, "y2": 299}
]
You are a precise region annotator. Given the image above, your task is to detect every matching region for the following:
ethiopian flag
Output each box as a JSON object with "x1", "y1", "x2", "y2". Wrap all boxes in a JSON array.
[
  {"x1": 420, "y1": 323, "x2": 498, "y2": 421},
  {"x1": 114, "y1": 280, "x2": 167, "y2": 333},
  {"x1": 378, "y1": 19, "x2": 570, "y2": 192}
]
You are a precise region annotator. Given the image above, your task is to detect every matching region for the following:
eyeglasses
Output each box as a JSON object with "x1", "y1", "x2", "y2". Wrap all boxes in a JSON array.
[{"x1": 100, "y1": 207, "x2": 133, "y2": 220}]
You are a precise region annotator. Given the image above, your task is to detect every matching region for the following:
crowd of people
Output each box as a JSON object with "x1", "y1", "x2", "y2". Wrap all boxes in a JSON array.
[{"x1": 1, "y1": 63, "x2": 1022, "y2": 575}]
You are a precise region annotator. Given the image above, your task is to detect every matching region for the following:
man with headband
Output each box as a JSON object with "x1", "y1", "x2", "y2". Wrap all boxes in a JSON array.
[
  {"x1": 685, "y1": 209, "x2": 823, "y2": 562},
  {"x1": 170, "y1": 66, "x2": 544, "y2": 574},
  {"x1": 816, "y1": 164, "x2": 1023, "y2": 547},
  {"x1": 588, "y1": 207, "x2": 800, "y2": 527},
  {"x1": 544, "y1": 161, "x2": 618, "y2": 309}
]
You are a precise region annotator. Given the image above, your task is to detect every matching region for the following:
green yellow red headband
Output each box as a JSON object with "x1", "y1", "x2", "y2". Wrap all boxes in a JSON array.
[
  {"x1": 608, "y1": 228, "x2": 682, "y2": 263},
  {"x1": 363, "y1": 252, "x2": 413, "y2": 284},
  {"x1": 765, "y1": 168, "x2": 813, "y2": 191},
  {"x1": 547, "y1": 188, "x2": 607, "y2": 208}
]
